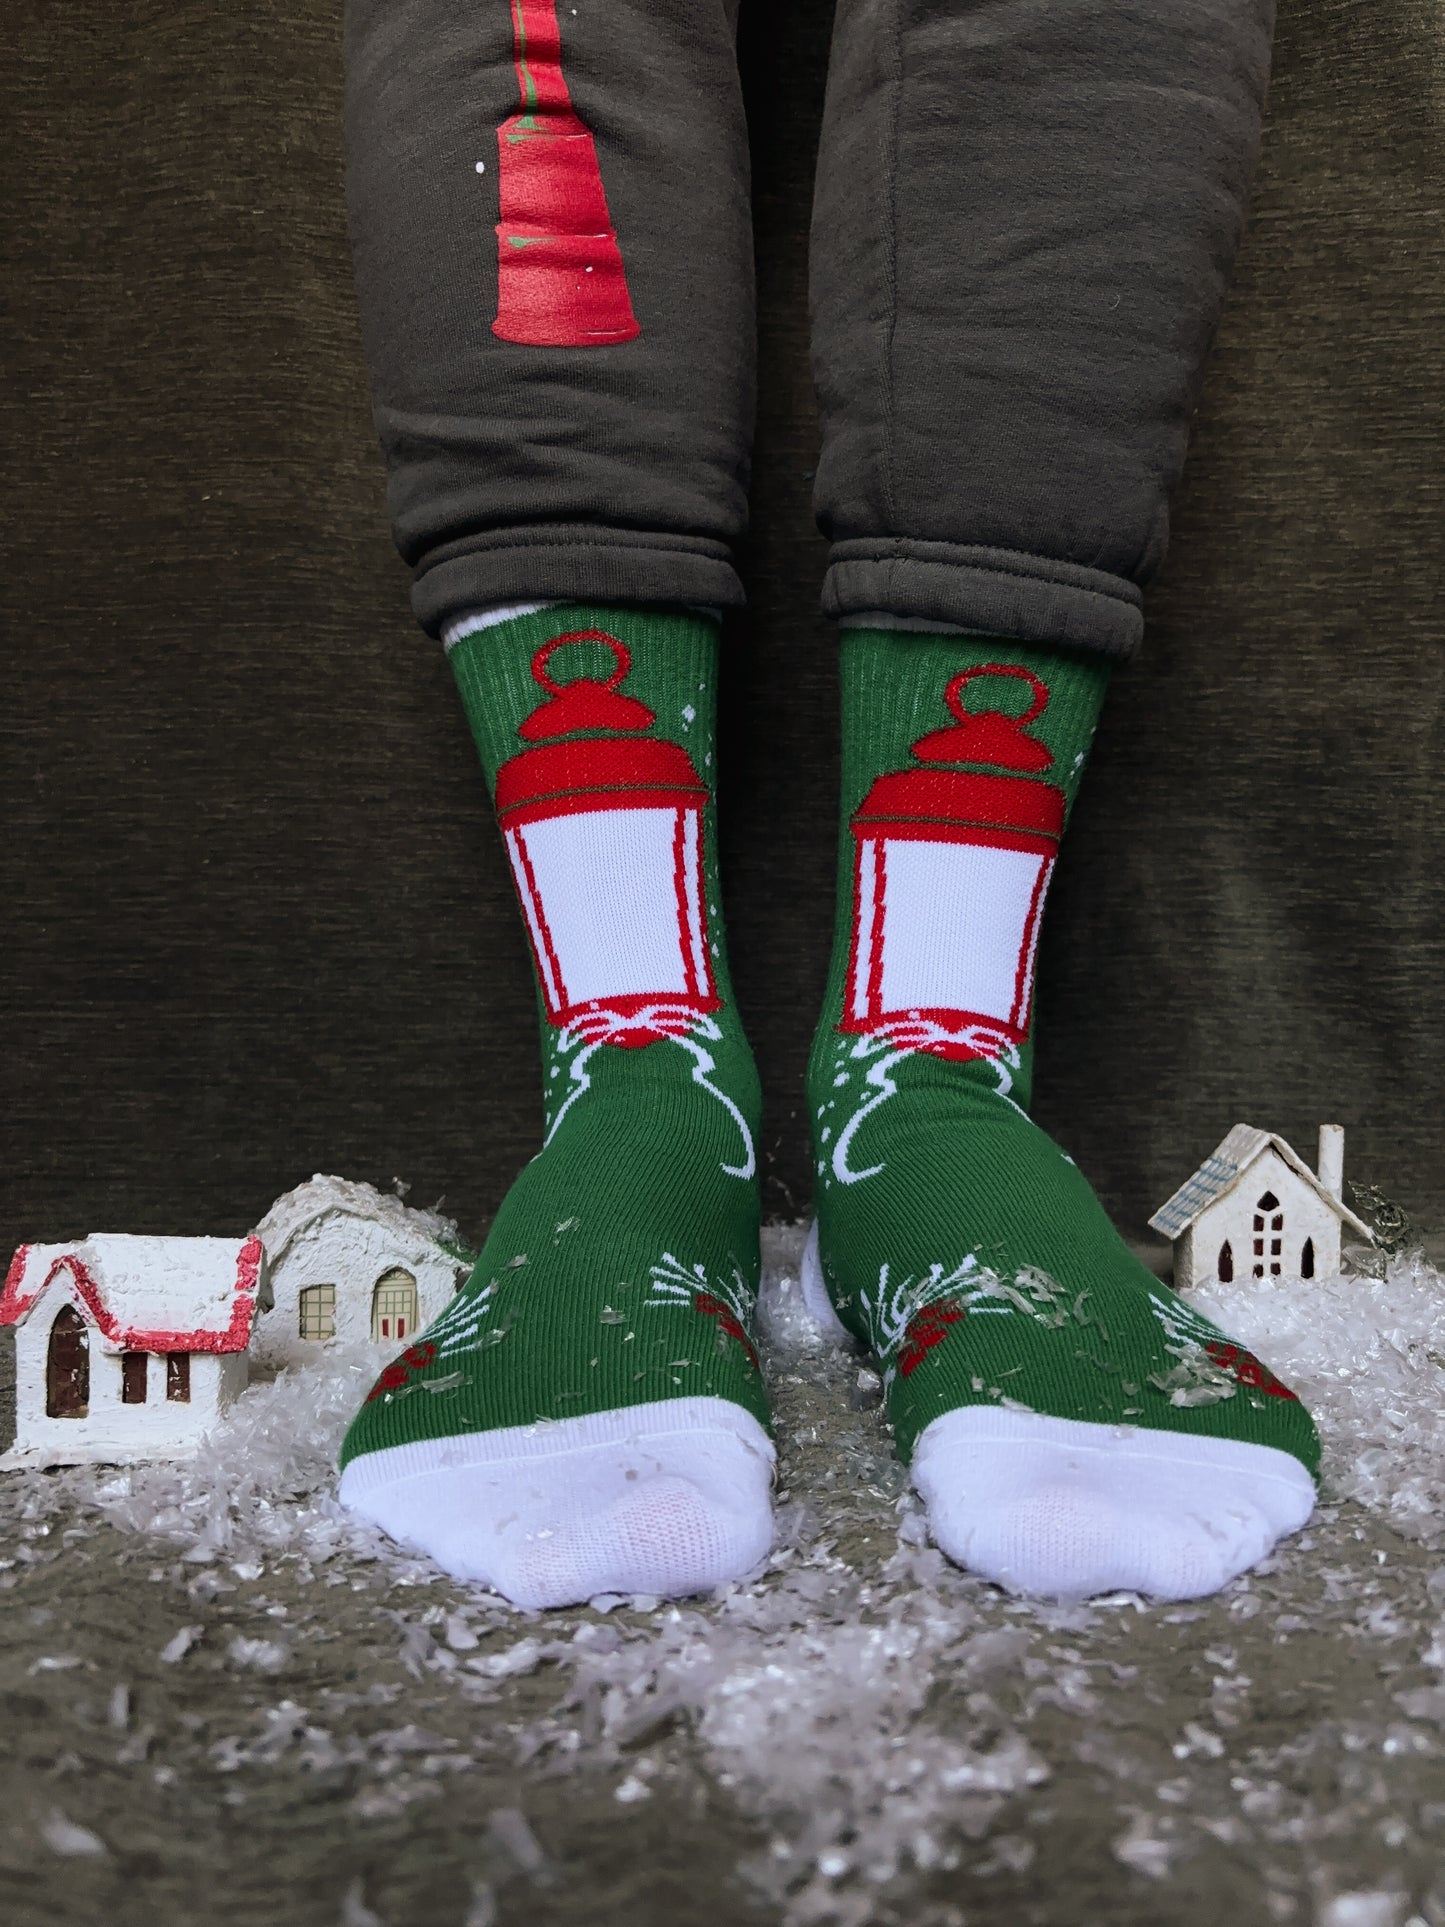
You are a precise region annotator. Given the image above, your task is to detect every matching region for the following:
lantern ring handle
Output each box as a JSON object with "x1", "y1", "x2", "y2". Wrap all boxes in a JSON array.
[
  {"x1": 944, "y1": 663, "x2": 1049, "y2": 729},
  {"x1": 531, "y1": 630, "x2": 632, "y2": 696}
]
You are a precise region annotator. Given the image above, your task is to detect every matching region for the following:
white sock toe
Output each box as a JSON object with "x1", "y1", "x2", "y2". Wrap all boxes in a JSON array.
[
  {"x1": 506, "y1": 1472, "x2": 770, "y2": 1609},
  {"x1": 338, "y1": 1396, "x2": 775, "y2": 1610},
  {"x1": 912, "y1": 1408, "x2": 1315, "y2": 1602}
]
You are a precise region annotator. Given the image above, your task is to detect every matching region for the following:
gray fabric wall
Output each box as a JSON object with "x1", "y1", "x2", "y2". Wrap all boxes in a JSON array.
[{"x1": 2, "y1": 0, "x2": 1442, "y2": 1259}]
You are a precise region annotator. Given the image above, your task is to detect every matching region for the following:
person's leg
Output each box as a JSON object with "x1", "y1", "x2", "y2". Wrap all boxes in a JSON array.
[
  {"x1": 345, "y1": 0, "x2": 756, "y2": 631},
  {"x1": 805, "y1": 0, "x2": 1318, "y2": 1599},
  {"x1": 337, "y1": 0, "x2": 773, "y2": 1609}
]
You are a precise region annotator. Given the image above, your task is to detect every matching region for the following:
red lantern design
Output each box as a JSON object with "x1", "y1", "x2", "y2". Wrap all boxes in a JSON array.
[
  {"x1": 840, "y1": 665, "x2": 1066, "y2": 1064},
  {"x1": 492, "y1": 0, "x2": 641, "y2": 347},
  {"x1": 494, "y1": 633, "x2": 720, "y2": 1048}
]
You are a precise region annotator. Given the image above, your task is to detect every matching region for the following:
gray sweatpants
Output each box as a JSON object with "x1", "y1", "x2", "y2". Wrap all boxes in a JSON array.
[{"x1": 345, "y1": 0, "x2": 1274, "y2": 658}]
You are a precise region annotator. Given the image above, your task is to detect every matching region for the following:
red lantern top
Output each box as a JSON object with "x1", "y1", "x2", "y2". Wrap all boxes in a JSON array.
[
  {"x1": 851, "y1": 664, "x2": 1065, "y2": 845},
  {"x1": 495, "y1": 633, "x2": 710, "y2": 831}
]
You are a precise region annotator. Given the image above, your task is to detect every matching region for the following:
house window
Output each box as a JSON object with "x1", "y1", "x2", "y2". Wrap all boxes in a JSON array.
[
  {"x1": 1217, "y1": 1240, "x2": 1234, "y2": 1283},
  {"x1": 46, "y1": 1305, "x2": 89, "y2": 1418},
  {"x1": 121, "y1": 1352, "x2": 148, "y2": 1403},
  {"x1": 1252, "y1": 1189, "x2": 1285, "y2": 1278},
  {"x1": 166, "y1": 1352, "x2": 191, "y2": 1403},
  {"x1": 1301, "y1": 1237, "x2": 1315, "y2": 1279},
  {"x1": 299, "y1": 1283, "x2": 337, "y2": 1341},
  {"x1": 372, "y1": 1268, "x2": 419, "y2": 1342}
]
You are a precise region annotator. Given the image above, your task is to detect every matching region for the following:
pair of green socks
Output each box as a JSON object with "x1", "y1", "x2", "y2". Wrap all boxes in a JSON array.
[{"x1": 337, "y1": 603, "x2": 1318, "y2": 1608}]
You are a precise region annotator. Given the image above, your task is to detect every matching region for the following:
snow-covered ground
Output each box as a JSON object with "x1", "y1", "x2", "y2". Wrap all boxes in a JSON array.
[
  {"x1": 4, "y1": 1228, "x2": 1445, "y2": 1926},
  {"x1": 1193, "y1": 1255, "x2": 1445, "y2": 1548}
]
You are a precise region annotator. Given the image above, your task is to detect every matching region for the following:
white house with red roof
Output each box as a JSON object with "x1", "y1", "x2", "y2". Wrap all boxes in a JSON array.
[{"x1": 0, "y1": 1234, "x2": 266, "y2": 1469}]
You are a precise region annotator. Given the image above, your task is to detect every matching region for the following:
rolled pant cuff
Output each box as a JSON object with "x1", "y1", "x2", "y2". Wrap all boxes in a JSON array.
[
  {"x1": 410, "y1": 526, "x2": 746, "y2": 639},
  {"x1": 821, "y1": 539, "x2": 1144, "y2": 659}
]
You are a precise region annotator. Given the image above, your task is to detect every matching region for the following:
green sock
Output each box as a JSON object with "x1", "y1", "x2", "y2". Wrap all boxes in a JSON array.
[
  {"x1": 807, "y1": 627, "x2": 1318, "y2": 1597},
  {"x1": 340, "y1": 604, "x2": 769, "y2": 1485}
]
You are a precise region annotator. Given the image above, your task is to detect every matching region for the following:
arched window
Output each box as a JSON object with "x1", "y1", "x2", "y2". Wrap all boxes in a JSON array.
[
  {"x1": 46, "y1": 1305, "x2": 90, "y2": 1418},
  {"x1": 1252, "y1": 1189, "x2": 1284, "y2": 1278},
  {"x1": 299, "y1": 1283, "x2": 337, "y2": 1341},
  {"x1": 1217, "y1": 1240, "x2": 1234, "y2": 1282},
  {"x1": 372, "y1": 1268, "x2": 419, "y2": 1342},
  {"x1": 1301, "y1": 1237, "x2": 1315, "y2": 1279}
]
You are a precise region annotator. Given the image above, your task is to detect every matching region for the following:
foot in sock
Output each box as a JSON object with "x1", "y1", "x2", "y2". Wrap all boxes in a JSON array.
[
  {"x1": 806, "y1": 628, "x2": 1319, "y2": 1601},
  {"x1": 338, "y1": 604, "x2": 774, "y2": 1608}
]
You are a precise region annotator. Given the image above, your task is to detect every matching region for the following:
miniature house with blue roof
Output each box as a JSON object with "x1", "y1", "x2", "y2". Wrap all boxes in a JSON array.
[{"x1": 1150, "y1": 1123, "x2": 1372, "y2": 1292}]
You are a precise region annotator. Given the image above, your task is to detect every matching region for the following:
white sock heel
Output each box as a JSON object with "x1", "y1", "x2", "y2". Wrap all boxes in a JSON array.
[{"x1": 799, "y1": 1220, "x2": 854, "y2": 1345}]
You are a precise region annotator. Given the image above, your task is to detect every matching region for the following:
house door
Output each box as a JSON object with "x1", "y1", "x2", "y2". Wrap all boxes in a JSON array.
[
  {"x1": 371, "y1": 1268, "x2": 419, "y2": 1342},
  {"x1": 46, "y1": 1306, "x2": 90, "y2": 1418}
]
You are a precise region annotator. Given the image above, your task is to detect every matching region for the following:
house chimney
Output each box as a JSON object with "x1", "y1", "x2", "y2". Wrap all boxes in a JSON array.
[{"x1": 1317, "y1": 1123, "x2": 1345, "y2": 1200}]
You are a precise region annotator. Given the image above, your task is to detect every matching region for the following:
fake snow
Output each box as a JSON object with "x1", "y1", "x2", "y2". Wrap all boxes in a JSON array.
[
  {"x1": 9, "y1": 1226, "x2": 1445, "y2": 1920},
  {"x1": 1193, "y1": 1250, "x2": 1445, "y2": 1546},
  {"x1": 1318, "y1": 1899, "x2": 1414, "y2": 1927},
  {"x1": 79, "y1": 1342, "x2": 396, "y2": 1577},
  {"x1": 340, "y1": 1879, "x2": 385, "y2": 1927},
  {"x1": 487, "y1": 1807, "x2": 550, "y2": 1882},
  {"x1": 41, "y1": 1810, "x2": 107, "y2": 1859},
  {"x1": 227, "y1": 1635, "x2": 291, "y2": 1673},
  {"x1": 159, "y1": 1624, "x2": 204, "y2": 1664}
]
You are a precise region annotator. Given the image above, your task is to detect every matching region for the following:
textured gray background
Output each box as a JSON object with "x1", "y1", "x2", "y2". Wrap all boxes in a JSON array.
[{"x1": 2, "y1": 0, "x2": 1442, "y2": 1257}]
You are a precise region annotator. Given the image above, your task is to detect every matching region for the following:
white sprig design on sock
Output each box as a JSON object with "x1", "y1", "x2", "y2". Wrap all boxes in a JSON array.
[
  {"x1": 542, "y1": 1005, "x2": 755, "y2": 1180},
  {"x1": 1146, "y1": 1291, "x2": 1239, "y2": 1408},
  {"x1": 431, "y1": 1279, "x2": 504, "y2": 1360},
  {"x1": 646, "y1": 1253, "x2": 758, "y2": 1367},
  {"x1": 858, "y1": 1258, "x2": 980, "y2": 1388},
  {"x1": 830, "y1": 1031, "x2": 1025, "y2": 1186}
]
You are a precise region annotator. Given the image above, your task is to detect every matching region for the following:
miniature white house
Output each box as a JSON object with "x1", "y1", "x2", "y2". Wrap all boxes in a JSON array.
[
  {"x1": 252, "y1": 1174, "x2": 471, "y2": 1367},
  {"x1": 0, "y1": 1234, "x2": 265, "y2": 1468},
  {"x1": 1150, "y1": 1123, "x2": 1373, "y2": 1292}
]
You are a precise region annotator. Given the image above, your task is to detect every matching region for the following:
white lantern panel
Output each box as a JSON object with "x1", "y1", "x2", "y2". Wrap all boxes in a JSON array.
[
  {"x1": 508, "y1": 806, "x2": 699, "y2": 1011},
  {"x1": 861, "y1": 837, "x2": 1049, "y2": 1028}
]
